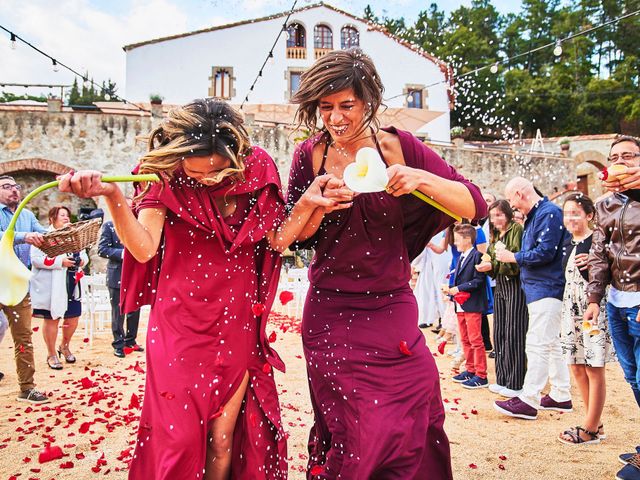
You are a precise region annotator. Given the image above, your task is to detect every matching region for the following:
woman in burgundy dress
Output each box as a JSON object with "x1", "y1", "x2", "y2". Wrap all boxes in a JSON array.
[
  {"x1": 285, "y1": 48, "x2": 487, "y2": 479},
  {"x1": 57, "y1": 99, "x2": 338, "y2": 479}
]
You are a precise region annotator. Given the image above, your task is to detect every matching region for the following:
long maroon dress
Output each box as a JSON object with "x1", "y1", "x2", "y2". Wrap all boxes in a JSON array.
[
  {"x1": 121, "y1": 147, "x2": 288, "y2": 479},
  {"x1": 287, "y1": 128, "x2": 487, "y2": 480}
]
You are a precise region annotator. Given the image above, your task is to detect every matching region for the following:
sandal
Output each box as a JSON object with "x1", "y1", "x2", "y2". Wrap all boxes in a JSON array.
[
  {"x1": 57, "y1": 345, "x2": 76, "y2": 364},
  {"x1": 598, "y1": 424, "x2": 606, "y2": 440},
  {"x1": 557, "y1": 426, "x2": 600, "y2": 446},
  {"x1": 46, "y1": 355, "x2": 63, "y2": 370}
]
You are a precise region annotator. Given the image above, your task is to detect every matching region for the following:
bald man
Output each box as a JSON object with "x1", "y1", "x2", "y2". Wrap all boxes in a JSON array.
[{"x1": 492, "y1": 177, "x2": 572, "y2": 420}]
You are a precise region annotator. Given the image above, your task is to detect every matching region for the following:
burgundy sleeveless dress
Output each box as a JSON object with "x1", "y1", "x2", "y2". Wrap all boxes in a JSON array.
[
  {"x1": 121, "y1": 147, "x2": 288, "y2": 479},
  {"x1": 286, "y1": 128, "x2": 487, "y2": 480}
]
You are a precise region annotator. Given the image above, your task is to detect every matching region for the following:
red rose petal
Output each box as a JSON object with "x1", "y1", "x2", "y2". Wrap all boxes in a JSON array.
[
  {"x1": 279, "y1": 290, "x2": 294, "y2": 305},
  {"x1": 268, "y1": 331, "x2": 277, "y2": 343},
  {"x1": 83, "y1": 337, "x2": 89, "y2": 343},
  {"x1": 310, "y1": 465, "x2": 324, "y2": 476},
  {"x1": 469, "y1": 463, "x2": 477, "y2": 469},
  {"x1": 32, "y1": 326, "x2": 39, "y2": 332},
  {"x1": 252, "y1": 303, "x2": 265, "y2": 316},
  {"x1": 399, "y1": 341, "x2": 413, "y2": 356},
  {"x1": 499, "y1": 464, "x2": 506, "y2": 470}
]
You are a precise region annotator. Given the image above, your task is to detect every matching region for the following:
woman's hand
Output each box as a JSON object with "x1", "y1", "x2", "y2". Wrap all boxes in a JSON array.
[
  {"x1": 583, "y1": 303, "x2": 600, "y2": 322},
  {"x1": 57, "y1": 170, "x2": 118, "y2": 198},
  {"x1": 385, "y1": 165, "x2": 427, "y2": 196},
  {"x1": 475, "y1": 261, "x2": 492, "y2": 272},
  {"x1": 574, "y1": 253, "x2": 589, "y2": 271},
  {"x1": 322, "y1": 176, "x2": 355, "y2": 212},
  {"x1": 603, "y1": 166, "x2": 640, "y2": 192},
  {"x1": 299, "y1": 174, "x2": 353, "y2": 212},
  {"x1": 61, "y1": 258, "x2": 76, "y2": 268}
]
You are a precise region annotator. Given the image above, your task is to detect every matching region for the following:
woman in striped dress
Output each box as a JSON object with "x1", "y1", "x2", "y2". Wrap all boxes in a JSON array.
[{"x1": 477, "y1": 200, "x2": 529, "y2": 397}]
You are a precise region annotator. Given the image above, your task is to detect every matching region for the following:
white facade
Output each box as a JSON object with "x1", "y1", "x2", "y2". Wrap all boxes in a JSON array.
[{"x1": 124, "y1": 3, "x2": 451, "y2": 141}]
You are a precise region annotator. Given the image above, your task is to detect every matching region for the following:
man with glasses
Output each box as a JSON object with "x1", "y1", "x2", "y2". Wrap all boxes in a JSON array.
[
  {"x1": 0, "y1": 175, "x2": 49, "y2": 404},
  {"x1": 584, "y1": 136, "x2": 640, "y2": 480}
]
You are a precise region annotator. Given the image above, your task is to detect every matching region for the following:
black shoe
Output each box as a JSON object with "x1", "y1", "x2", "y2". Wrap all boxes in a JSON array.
[
  {"x1": 431, "y1": 326, "x2": 441, "y2": 334},
  {"x1": 488, "y1": 351, "x2": 496, "y2": 359},
  {"x1": 17, "y1": 388, "x2": 50, "y2": 404},
  {"x1": 0, "y1": 372, "x2": 4, "y2": 381},
  {"x1": 114, "y1": 348, "x2": 125, "y2": 358},
  {"x1": 418, "y1": 324, "x2": 428, "y2": 329}
]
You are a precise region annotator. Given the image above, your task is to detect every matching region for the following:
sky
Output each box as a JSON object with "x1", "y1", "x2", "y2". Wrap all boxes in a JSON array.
[{"x1": 0, "y1": 0, "x2": 523, "y2": 100}]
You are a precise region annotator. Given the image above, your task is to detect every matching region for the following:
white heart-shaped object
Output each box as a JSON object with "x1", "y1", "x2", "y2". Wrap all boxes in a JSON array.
[
  {"x1": 0, "y1": 231, "x2": 32, "y2": 306},
  {"x1": 343, "y1": 147, "x2": 389, "y2": 193}
]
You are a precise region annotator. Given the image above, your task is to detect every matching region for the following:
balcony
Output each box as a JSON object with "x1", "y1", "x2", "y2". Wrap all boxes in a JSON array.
[
  {"x1": 314, "y1": 48, "x2": 332, "y2": 60},
  {"x1": 286, "y1": 47, "x2": 307, "y2": 60}
]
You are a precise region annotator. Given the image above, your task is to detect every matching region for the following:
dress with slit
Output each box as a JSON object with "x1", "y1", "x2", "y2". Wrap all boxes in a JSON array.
[
  {"x1": 121, "y1": 147, "x2": 288, "y2": 479},
  {"x1": 286, "y1": 128, "x2": 487, "y2": 479}
]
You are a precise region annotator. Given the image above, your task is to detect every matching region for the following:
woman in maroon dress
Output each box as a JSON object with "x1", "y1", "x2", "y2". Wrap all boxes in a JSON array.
[
  {"x1": 285, "y1": 48, "x2": 487, "y2": 479},
  {"x1": 57, "y1": 99, "x2": 338, "y2": 479}
]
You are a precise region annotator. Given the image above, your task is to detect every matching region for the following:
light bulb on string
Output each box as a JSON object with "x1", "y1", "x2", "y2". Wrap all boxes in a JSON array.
[
  {"x1": 82, "y1": 77, "x2": 90, "y2": 89},
  {"x1": 10, "y1": 33, "x2": 17, "y2": 50},
  {"x1": 553, "y1": 40, "x2": 562, "y2": 57},
  {"x1": 52, "y1": 59, "x2": 59, "y2": 72},
  {"x1": 104, "y1": 93, "x2": 111, "y2": 101},
  {"x1": 268, "y1": 51, "x2": 274, "y2": 65},
  {"x1": 490, "y1": 62, "x2": 499, "y2": 74}
]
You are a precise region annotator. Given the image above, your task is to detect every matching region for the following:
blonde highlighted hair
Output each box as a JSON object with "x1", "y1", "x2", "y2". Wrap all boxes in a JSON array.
[
  {"x1": 137, "y1": 98, "x2": 251, "y2": 195},
  {"x1": 291, "y1": 47, "x2": 385, "y2": 140}
]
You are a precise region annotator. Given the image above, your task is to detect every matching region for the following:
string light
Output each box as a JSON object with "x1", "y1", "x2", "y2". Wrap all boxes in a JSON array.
[
  {"x1": 241, "y1": 0, "x2": 298, "y2": 110},
  {"x1": 0, "y1": 24, "x2": 149, "y2": 113},
  {"x1": 10, "y1": 32, "x2": 16, "y2": 50},
  {"x1": 553, "y1": 40, "x2": 563, "y2": 57},
  {"x1": 490, "y1": 62, "x2": 499, "y2": 74}
]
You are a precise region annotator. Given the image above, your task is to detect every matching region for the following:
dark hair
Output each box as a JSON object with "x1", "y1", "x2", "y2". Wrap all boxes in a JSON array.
[
  {"x1": 48, "y1": 205, "x2": 71, "y2": 226},
  {"x1": 291, "y1": 47, "x2": 384, "y2": 139},
  {"x1": 454, "y1": 224, "x2": 477, "y2": 244},
  {"x1": 0, "y1": 175, "x2": 16, "y2": 182},
  {"x1": 488, "y1": 199, "x2": 513, "y2": 243},
  {"x1": 611, "y1": 135, "x2": 640, "y2": 151},
  {"x1": 563, "y1": 192, "x2": 595, "y2": 217}
]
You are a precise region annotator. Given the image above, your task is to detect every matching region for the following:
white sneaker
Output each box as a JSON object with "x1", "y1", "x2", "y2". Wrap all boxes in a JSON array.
[
  {"x1": 489, "y1": 383, "x2": 505, "y2": 394},
  {"x1": 499, "y1": 387, "x2": 522, "y2": 398}
]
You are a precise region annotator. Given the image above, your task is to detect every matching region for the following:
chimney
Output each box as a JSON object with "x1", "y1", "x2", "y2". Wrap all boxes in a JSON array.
[{"x1": 47, "y1": 96, "x2": 62, "y2": 113}]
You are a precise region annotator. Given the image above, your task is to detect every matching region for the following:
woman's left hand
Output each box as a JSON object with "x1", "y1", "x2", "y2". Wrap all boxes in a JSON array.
[
  {"x1": 574, "y1": 253, "x2": 589, "y2": 271},
  {"x1": 385, "y1": 165, "x2": 427, "y2": 197}
]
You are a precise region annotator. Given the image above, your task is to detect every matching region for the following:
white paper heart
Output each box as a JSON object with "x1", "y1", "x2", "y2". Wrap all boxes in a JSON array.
[{"x1": 343, "y1": 147, "x2": 389, "y2": 193}]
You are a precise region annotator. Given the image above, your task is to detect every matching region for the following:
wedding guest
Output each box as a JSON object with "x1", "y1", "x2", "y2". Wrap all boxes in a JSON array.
[
  {"x1": 494, "y1": 177, "x2": 572, "y2": 420},
  {"x1": 558, "y1": 193, "x2": 615, "y2": 445},
  {"x1": 584, "y1": 136, "x2": 640, "y2": 478},
  {"x1": 0, "y1": 175, "x2": 49, "y2": 404},
  {"x1": 31, "y1": 206, "x2": 88, "y2": 370},
  {"x1": 477, "y1": 199, "x2": 528, "y2": 398}
]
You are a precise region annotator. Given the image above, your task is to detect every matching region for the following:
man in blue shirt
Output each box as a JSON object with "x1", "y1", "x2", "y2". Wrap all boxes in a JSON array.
[
  {"x1": 0, "y1": 175, "x2": 49, "y2": 404},
  {"x1": 493, "y1": 177, "x2": 572, "y2": 420}
]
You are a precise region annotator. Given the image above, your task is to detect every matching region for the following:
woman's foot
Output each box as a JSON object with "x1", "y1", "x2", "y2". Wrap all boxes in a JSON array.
[
  {"x1": 558, "y1": 426, "x2": 600, "y2": 445},
  {"x1": 47, "y1": 355, "x2": 63, "y2": 370},
  {"x1": 599, "y1": 424, "x2": 606, "y2": 440},
  {"x1": 57, "y1": 345, "x2": 76, "y2": 363}
]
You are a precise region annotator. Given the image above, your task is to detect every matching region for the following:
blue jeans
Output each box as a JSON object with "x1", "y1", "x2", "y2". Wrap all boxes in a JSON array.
[{"x1": 606, "y1": 302, "x2": 640, "y2": 407}]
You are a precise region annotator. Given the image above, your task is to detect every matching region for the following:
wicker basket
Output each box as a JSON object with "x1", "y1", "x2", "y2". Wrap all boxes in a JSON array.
[{"x1": 39, "y1": 218, "x2": 103, "y2": 257}]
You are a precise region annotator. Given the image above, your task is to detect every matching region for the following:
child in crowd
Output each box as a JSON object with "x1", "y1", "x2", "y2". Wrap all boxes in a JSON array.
[{"x1": 444, "y1": 224, "x2": 489, "y2": 389}]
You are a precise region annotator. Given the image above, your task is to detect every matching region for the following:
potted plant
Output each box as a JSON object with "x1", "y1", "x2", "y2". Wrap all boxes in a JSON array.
[
  {"x1": 149, "y1": 93, "x2": 164, "y2": 105},
  {"x1": 149, "y1": 94, "x2": 164, "y2": 118},
  {"x1": 450, "y1": 126, "x2": 464, "y2": 147},
  {"x1": 558, "y1": 137, "x2": 571, "y2": 152}
]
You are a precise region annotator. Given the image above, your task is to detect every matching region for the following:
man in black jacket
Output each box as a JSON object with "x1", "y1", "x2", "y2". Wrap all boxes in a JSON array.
[{"x1": 98, "y1": 220, "x2": 142, "y2": 357}]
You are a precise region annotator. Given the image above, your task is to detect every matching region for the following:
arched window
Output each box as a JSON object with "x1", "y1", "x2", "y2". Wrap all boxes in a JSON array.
[
  {"x1": 208, "y1": 67, "x2": 233, "y2": 99},
  {"x1": 314, "y1": 24, "x2": 333, "y2": 49},
  {"x1": 287, "y1": 23, "x2": 306, "y2": 48},
  {"x1": 340, "y1": 26, "x2": 359, "y2": 49}
]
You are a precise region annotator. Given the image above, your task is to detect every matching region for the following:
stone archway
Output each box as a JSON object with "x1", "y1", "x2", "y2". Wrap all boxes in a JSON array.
[
  {"x1": 573, "y1": 150, "x2": 607, "y2": 200},
  {"x1": 573, "y1": 150, "x2": 607, "y2": 171},
  {"x1": 1, "y1": 158, "x2": 96, "y2": 223},
  {"x1": 0, "y1": 158, "x2": 72, "y2": 176}
]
